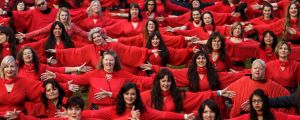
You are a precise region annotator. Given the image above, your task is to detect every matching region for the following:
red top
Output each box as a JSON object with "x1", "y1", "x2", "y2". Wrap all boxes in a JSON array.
[
  {"x1": 229, "y1": 111, "x2": 300, "y2": 120},
  {"x1": 255, "y1": 47, "x2": 276, "y2": 63},
  {"x1": 209, "y1": 53, "x2": 232, "y2": 72},
  {"x1": 25, "y1": 101, "x2": 64, "y2": 118},
  {"x1": 104, "y1": 19, "x2": 147, "y2": 38},
  {"x1": 78, "y1": 14, "x2": 120, "y2": 31},
  {"x1": 227, "y1": 76, "x2": 290, "y2": 118},
  {"x1": 204, "y1": 1, "x2": 235, "y2": 13},
  {"x1": 141, "y1": 90, "x2": 217, "y2": 113},
  {"x1": 249, "y1": 16, "x2": 280, "y2": 25},
  {"x1": 266, "y1": 59, "x2": 300, "y2": 88},
  {"x1": 225, "y1": 38, "x2": 259, "y2": 62}
]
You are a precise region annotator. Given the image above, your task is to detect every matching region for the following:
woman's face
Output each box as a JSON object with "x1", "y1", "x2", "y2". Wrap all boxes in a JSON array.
[
  {"x1": 263, "y1": 33, "x2": 273, "y2": 46},
  {"x1": 45, "y1": 83, "x2": 59, "y2": 101},
  {"x1": 202, "y1": 105, "x2": 216, "y2": 120},
  {"x1": 103, "y1": 54, "x2": 115, "y2": 71},
  {"x1": 192, "y1": 11, "x2": 201, "y2": 22},
  {"x1": 251, "y1": 62, "x2": 265, "y2": 80},
  {"x1": 147, "y1": 21, "x2": 156, "y2": 32},
  {"x1": 130, "y1": 7, "x2": 139, "y2": 18},
  {"x1": 91, "y1": 2, "x2": 100, "y2": 13},
  {"x1": 233, "y1": 25, "x2": 242, "y2": 37},
  {"x1": 92, "y1": 33, "x2": 104, "y2": 46},
  {"x1": 289, "y1": 4, "x2": 298, "y2": 18},
  {"x1": 147, "y1": 1, "x2": 155, "y2": 12},
  {"x1": 67, "y1": 106, "x2": 82, "y2": 120},
  {"x1": 17, "y1": 2, "x2": 25, "y2": 11},
  {"x1": 124, "y1": 88, "x2": 137, "y2": 107},
  {"x1": 159, "y1": 75, "x2": 172, "y2": 92},
  {"x1": 0, "y1": 33, "x2": 8, "y2": 44},
  {"x1": 196, "y1": 55, "x2": 207, "y2": 68},
  {"x1": 151, "y1": 35, "x2": 160, "y2": 47},
  {"x1": 192, "y1": 0, "x2": 200, "y2": 8},
  {"x1": 203, "y1": 13, "x2": 212, "y2": 25},
  {"x1": 263, "y1": 6, "x2": 272, "y2": 19},
  {"x1": 212, "y1": 37, "x2": 221, "y2": 50},
  {"x1": 278, "y1": 44, "x2": 290, "y2": 58},
  {"x1": 3, "y1": 62, "x2": 16, "y2": 79},
  {"x1": 59, "y1": 11, "x2": 69, "y2": 23},
  {"x1": 53, "y1": 25, "x2": 62, "y2": 38},
  {"x1": 251, "y1": 95, "x2": 263, "y2": 111},
  {"x1": 23, "y1": 49, "x2": 33, "y2": 64}
]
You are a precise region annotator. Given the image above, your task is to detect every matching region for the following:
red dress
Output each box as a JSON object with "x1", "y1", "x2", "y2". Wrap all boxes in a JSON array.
[
  {"x1": 226, "y1": 76, "x2": 290, "y2": 118},
  {"x1": 141, "y1": 90, "x2": 218, "y2": 113},
  {"x1": 266, "y1": 59, "x2": 300, "y2": 88},
  {"x1": 255, "y1": 47, "x2": 276, "y2": 63},
  {"x1": 78, "y1": 14, "x2": 120, "y2": 31},
  {"x1": 0, "y1": 77, "x2": 41, "y2": 116},
  {"x1": 104, "y1": 19, "x2": 147, "y2": 38},
  {"x1": 85, "y1": 106, "x2": 185, "y2": 120},
  {"x1": 209, "y1": 53, "x2": 232, "y2": 72},
  {"x1": 229, "y1": 111, "x2": 300, "y2": 120},
  {"x1": 225, "y1": 38, "x2": 259, "y2": 62}
]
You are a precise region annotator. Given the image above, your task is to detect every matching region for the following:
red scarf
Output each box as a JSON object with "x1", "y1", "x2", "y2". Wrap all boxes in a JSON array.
[
  {"x1": 131, "y1": 17, "x2": 139, "y2": 22},
  {"x1": 95, "y1": 44, "x2": 109, "y2": 52},
  {"x1": 3, "y1": 78, "x2": 17, "y2": 84},
  {"x1": 279, "y1": 60, "x2": 289, "y2": 67},
  {"x1": 161, "y1": 91, "x2": 170, "y2": 97},
  {"x1": 23, "y1": 63, "x2": 35, "y2": 72},
  {"x1": 204, "y1": 25, "x2": 214, "y2": 31},
  {"x1": 2, "y1": 42, "x2": 10, "y2": 48},
  {"x1": 90, "y1": 14, "x2": 100, "y2": 19},
  {"x1": 290, "y1": 18, "x2": 298, "y2": 24},
  {"x1": 197, "y1": 67, "x2": 207, "y2": 74},
  {"x1": 265, "y1": 47, "x2": 273, "y2": 57}
]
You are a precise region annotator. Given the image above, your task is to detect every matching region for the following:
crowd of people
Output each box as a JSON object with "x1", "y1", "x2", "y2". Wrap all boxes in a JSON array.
[{"x1": 0, "y1": 0, "x2": 300, "y2": 119}]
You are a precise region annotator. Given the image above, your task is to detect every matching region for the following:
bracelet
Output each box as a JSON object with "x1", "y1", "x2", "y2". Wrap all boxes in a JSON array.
[
  {"x1": 76, "y1": 67, "x2": 81, "y2": 73},
  {"x1": 217, "y1": 90, "x2": 222, "y2": 96}
]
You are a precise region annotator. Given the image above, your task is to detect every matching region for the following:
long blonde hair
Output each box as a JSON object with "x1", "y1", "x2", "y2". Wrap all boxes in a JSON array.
[
  {"x1": 86, "y1": 0, "x2": 102, "y2": 17},
  {"x1": 56, "y1": 7, "x2": 71, "y2": 27},
  {"x1": 283, "y1": 2, "x2": 300, "y2": 40}
]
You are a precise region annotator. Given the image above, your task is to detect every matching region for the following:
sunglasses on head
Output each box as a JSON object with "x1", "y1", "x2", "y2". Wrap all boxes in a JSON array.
[{"x1": 37, "y1": 2, "x2": 45, "y2": 7}]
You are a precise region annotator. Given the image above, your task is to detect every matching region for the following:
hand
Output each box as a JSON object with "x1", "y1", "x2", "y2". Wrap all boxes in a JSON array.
[
  {"x1": 244, "y1": 24, "x2": 253, "y2": 32},
  {"x1": 185, "y1": 113, "x2": 195, "y2": 120},
  {"x1": 251, "y1": 3, "x2": 261, "y2": 10},
  {"x1": 130, "y1": 106, "x2": 140, "y2": 120},
  {"x1": 41, "y1": 70, "x2": 56, "y2": 81},
  {"x1": 151, "y1": 49, "x2": 161, "y2": 54},
  {"x1": 47, "y1": 56, "x2": 57, "y2": 65},
  {"x1": 165, "y1": 26, "x2": 174, "y2": 32},
  {"x1": 140, "y1": 61, "x2": 152, "y2": 71},
  {"x1": 15, "y1": 32, "x2": 25, "y2": 39},
  {"x1": 78, "y1": 62, "x2": 93, "y2": 73},
  {"x1": 45, "y1": 49, "x2": 56, "y2": 53},
  {"x1": 156, "y1": 16, "x2": 164, "y2": 22},
  {"x1": 231, "y1": 12, "x2": 241, "y2": 17},
  {"x1": 4, "y1": 109, "x2": 21, "y2": 120},
  {"x1": 220, "y1": 87, "x2": 236, "y2": 98},
  {"x1": 0, "y1": 8, "x2": 4, "y2": 15},
  {"x1": 55, "y1": 111, "x2": 67, "y2": 118},
  {"x1": 68, "y1": 80, "x2": 79, "y2": 92},
  {"x1": 94, "y1": 88, "x2": 112, "y2": 100},
  {"x1": 229, "y1": 68, "x2": 239, "y2": 73},
  {"x1": 109, "y1": 13, "x2": 119, "y2": 17},
  {"x1": 106, "y1": 36, "x2": 118, "y2": 42},
  {"x1": 286, "y1": 27, "x2": 297, "y2": 35},
  {"x1": 241, "y1": 100, "x2": 250, "y2": 112},
  {"x1": 189, "y1": 36, "x2": 200, "y2": 42}
]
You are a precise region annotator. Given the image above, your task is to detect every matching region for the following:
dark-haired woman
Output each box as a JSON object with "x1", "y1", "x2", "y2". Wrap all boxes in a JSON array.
[
  {"x1": 197, "y1": 99, "x2": 223, "y2": 120},
  {"x1": 229, "y1": 89, "x2": 300, "y2": 120},
  {"x1": 0, "y1": 26, "x2": 19, "y2": 61},
  {"x1": 206, "y1": 32, "x2": 232, "y2": 72},
  {"x1": 248, "y1": 2, "x2": 279, "y2": 26},
  {"x1": 141, "y1": 68, "x2": 235, "y2": 113},
  {"x1": 166, "y1": 9, "x2": 202, "y2": 32},
  {"x1": 90, "y1": 82, "x2": 194, "y2": 120},
  {"x1": 255, "y1": 31, "x2": 278, "y2": 63},
  {"x1": 23, "y1": 21, "x2": 84, "y2": 66}
]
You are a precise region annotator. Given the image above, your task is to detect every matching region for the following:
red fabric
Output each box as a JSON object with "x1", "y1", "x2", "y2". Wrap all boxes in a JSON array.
[
  {"x1": 209, "y1": 53, "x2": 232, "y2": 72},
  {"x1": 85, "y1": 106, "x2": 185, "y2": 120},
  {"x1": 78, "y1": 14, "x2": 120, "y2": 31},
  {"x1": 249, "y1": 16, "x2": 280, "y2": 25},
  {"x1": 55, "y1": 43, "x2": 148, "y2": 69},
  {"x1": 229, "y1": 111, "x2": 300, "y2": 120},
  {"x1": 227, "y1": 76, "x2": 290, "y2": 118},
  {"x1": 0, "y1": 77, "x2": 41, "y2": 114},
  {"x1": 255, "y1": 47, "x2": 276, "y2": 63},
  {"x1": 266, "y1": 59, "x2": 300, "y2": 88},
  {"x1": 104, "y1": 19, "x2": 147, "y2": 38},
  {"x1": 25, "y1": 101, "x2": 64, "y2": 118},
  {"x1": 184, "y1": 21, "x2": 200, "y2": 30},
  {"x1": 225, "y1": 38, "x2": 259, "y2": 62},
  {"x1": 0, "y1": 17, "x2": 9, "y2": 27},
  {"x1": 175, "y1": 25, "x2": 230, "y2": 40},
  {"x1": 18, "y1": 63, "x2": 65, "y2": 81},
  {"x1": 0, "y1": 0, "x2": 16, "y2": 11},
  {"x1": 204, "y1": 1, "x2": 235, "y2": 13},
  {"x1": 141, "y1": 90, "x2": 217, "y2": 113}
]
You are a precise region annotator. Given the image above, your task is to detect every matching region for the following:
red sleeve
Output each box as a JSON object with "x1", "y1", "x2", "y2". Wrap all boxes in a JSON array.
[
  {"x1": 104, "y1": 20, "x2": 127, "y2": 37},
  {"x1": 141, "y1": 107, "x2": 185, "y2": 119},
  {"x1": 69, "y1": 8, "x2": 88, "y2": 25},
  {"x1": 22, "y1": 38, "x2": 47, "y2": 61},
  {"x1": 183, "y1": 91, "x2": 217, "y2": 113},
  {"x1": 164, "y1": 12, "x2": 190, "y2": 27},
  {"x1": 167, "y1": 47, "x2": 191, "y2": 66},
  {"x1": 166, "y1": 1, "x2": 189, "y2": 13},
  {"x1": 71, "y1": 24, "x2": 88, "y2": 38},
  {"x1": 25, "y1": 24, "x2": 52, "y2": 39},
  {"x1": 119, "y1": 71, "x2": 154, "y2": 91},
  {"x1": 54, "y1": 71, "x2": 97, "y2": 86},
  {"x1": 24, "y1": 78, "x2": 42, "y2": 102},
  {"x1": 253, "y1": 19, "x2": 284, "y2": 36},
  {"x1": 118, "y1": 34, "x2": 145, "y2": 47},
  {"x1": 12, "y1": 10, "x2": 34, "y2": 31},
  {"x1": 40, "y1": 64, "x2": 65, "y2": 73},
  {"x1": 162, "y1": 34, "x2": 186, "y2": 48},
  {"x1": 218, "y1": 72, "x2": 245, "y2": 89},
  {"x1": 210, "y1": 11, "x2": 234, "y2": 25}
]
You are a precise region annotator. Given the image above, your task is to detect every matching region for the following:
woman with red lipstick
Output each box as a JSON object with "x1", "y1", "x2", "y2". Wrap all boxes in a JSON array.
[
  {"x1": 229, "y1": 89, "x2": 300, "y2": 120},
  {"x1": 197, "y1": 99, "x2": 223, "y2": 120},
  {"x1": 226, "y1": 59, "x2": 290, "y2": 118},
  {"x1": 0, "y1": 26, "x2": 19, "y2": 62},
  {"x1": 141, "y1": 68, "x2": 235, "y2": 113},
  {"x1": 266, "y1": 41, "x2": 300, "y2": 93},
  {"x1": 255, "y1": 31, "x2": 278, "y2": 63},
  {"x1": 89, "y1": 82, "x2": 195, "y2": 120},
  {"x1": 0, "y1": 56, "x2": 41, "y2": 119}
]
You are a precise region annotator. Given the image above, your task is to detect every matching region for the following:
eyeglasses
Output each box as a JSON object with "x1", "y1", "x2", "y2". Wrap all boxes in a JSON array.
[
  {"x1": 37, "y1": 2, "x2": 45, "y2": 7},
  {"x1": 252, "y1": 100, "x2": 263, "y2": 104}
]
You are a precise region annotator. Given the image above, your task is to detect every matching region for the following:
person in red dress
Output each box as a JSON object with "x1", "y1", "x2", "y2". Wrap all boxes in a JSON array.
[
  {"x1": 248, "y1": 3, "x2": 279, "y2": 26},
  {"x1": 0, "y1": 26, "x2": 19, "y2": 61},
  {"x1": 141, "y1": 68, "x2": 235, "y2": 113},
  {"x1": 206, "y1": 32, "x2": 232, "y2": 72},
  {"x1": 197, "y1": 99, "x2": 223, "y2": 120},
  {"x1": 226, "y1": 59, "x2": 290, "y2": 118},
  {"x1": 255, "y1": 31, "x2": 278, "y2": 63},
  {"x1": 229, "y1": 89, "x2": 300, "y2": 120},
  {"x1": 86, "y1": 82, "x2": 195, "y2": 120},
  {"x1": 266, "y1": 41, "x2": 300, "y2": 93}
]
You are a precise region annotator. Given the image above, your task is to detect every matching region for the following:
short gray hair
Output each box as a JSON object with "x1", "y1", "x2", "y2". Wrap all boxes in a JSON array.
[
  {"x1": 252, "y1": 59, "x2": 266, "y2": 70},
  {"x1": 88, "y1": 27, "x2": 107, "y2": 41}
]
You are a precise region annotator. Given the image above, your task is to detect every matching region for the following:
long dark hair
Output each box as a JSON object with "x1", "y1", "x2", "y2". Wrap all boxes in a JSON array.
[
  {"x1": 146, "y1": 31, "x2": 169, "y2": 66},
  {"x1": 283, "y1": 2, "x2": 300, "y2": 40},
  {"x1": 116, "y1": 82, "x2": 146, "y2": 115},
  {"x1": 188, "y1": 51, "x2": 219, "y2": 92},
  {"x1": 295, "y1": 86, "x2": 300, "y2": 114},
  {"x1": 128, "y1": 3, "x2": 143, "y2": 22},
  {"x1": 259, "y1": 31, "x2": 277, "y2": 51},
  {"x1": 262, "y1": 2, "x2": 274, "y2": 19},
  {"x1": 201, "y1": 11, "x2": 215, "y2": 32},
  {"x1": 41, "y1": 79, "x2": 65, "y2": 109},
  {"x1": 249, "y1": 89, "x2": 274, "y2": 120},
  {"x1": 16, "y1": 47, "x2": 40, "y2": 73},
  {"x1": 97, "y1": 50, "x2": 121, "y2": 71},
  {"x1": 45, "y1": 21, "x2": 74, "y2": 58},
  {"x1": 151, "y1": 68, "x2": 183, "y2": 112},
  {"x1": 190, "y1": 8, "x2": 201, "y2": 22},
  {"x1": 206, "y1": 32, "x2": 226, "y2": 62},
  {"x1": 0, "y1": 26, "x2": 19, "y2": 59},
  {"x1": 198, "y1": 99, "x2": 222, "y2": 120},
  {"x1": 144, "y1": 0, "x2": 157, "y2": 13}
]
